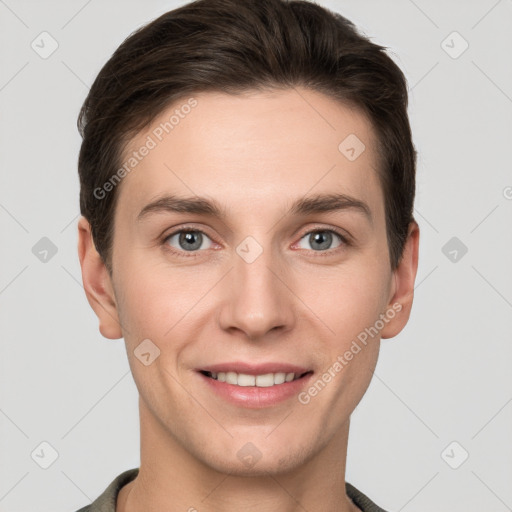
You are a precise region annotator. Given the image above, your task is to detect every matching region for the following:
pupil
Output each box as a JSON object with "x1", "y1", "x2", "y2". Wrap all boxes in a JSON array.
[
  {"x1": 311, "y1": 231, "x2": 331, "y2": 251},
  {"x1": 180, "y1": 231, "x2": 202, "y2": 251}
]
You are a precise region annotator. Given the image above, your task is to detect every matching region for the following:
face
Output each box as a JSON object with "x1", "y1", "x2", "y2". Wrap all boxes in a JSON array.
[{"x1": 81, "y1": 87, "x2": 417, "y2": 476}]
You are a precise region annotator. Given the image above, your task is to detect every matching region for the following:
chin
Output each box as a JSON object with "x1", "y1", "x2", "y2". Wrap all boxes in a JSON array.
[{"x1": 194, "y1": 435, "x2": 317, "y2": 478}]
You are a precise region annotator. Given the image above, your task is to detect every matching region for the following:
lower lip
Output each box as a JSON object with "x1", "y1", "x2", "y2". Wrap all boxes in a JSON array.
[{"x1": 198, "y1": 372, "x2": 314, "y2": 408}]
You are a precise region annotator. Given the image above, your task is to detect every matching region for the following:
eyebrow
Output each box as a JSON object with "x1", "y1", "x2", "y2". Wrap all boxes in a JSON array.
[{"x1": 137, "y1": 193, "x2": 372, "y2": 224}]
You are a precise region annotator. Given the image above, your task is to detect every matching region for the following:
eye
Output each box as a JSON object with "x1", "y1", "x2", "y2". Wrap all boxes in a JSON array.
[
  {"x1": 164, "y1": 229, "x2": 214, "y2": 253},
  {"x1": 295, "y1": 229, "x2": 347, "y2": 252}
]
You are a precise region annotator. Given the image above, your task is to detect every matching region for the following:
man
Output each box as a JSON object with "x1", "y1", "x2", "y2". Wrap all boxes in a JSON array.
[{"x1": 75, "y1": 0, "x2": 419, "y2": 510}]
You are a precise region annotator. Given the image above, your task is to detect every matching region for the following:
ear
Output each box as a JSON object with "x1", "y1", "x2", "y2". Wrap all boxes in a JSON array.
[
  {"x1": 77, "y1": 216, "x2": 123, "y2": 340},
  {"x1": 380, "y1": 220, "x2": 420, "y2": 339}
]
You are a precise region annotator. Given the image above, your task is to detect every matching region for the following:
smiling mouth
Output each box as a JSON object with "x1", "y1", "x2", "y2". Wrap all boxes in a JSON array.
[{"x1": 199, "y1": 370, "x2": 313, "y2": 387}]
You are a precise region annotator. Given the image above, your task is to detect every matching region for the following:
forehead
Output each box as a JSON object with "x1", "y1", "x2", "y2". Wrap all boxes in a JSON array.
[{"x1": 116, "y1": 87, "x2": 384, "y2": 223}]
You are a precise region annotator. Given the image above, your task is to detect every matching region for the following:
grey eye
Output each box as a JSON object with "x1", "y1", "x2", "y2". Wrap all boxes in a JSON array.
[
  {"x1": 166, "y1": 230, "x2": 213, "y2": 252},
  {"x1": 296, "y1": 230, "x2": 343, "y2": 251}
]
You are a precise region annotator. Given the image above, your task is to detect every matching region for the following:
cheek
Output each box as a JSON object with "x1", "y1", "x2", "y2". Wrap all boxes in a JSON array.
[
  {"x1": 115, "y1": 255, "x2": 191, "y2": 327},
  {"x1": 114, "y1": 267, "x2": 193, "y2": 399},
  {"x1": 299, "y1": 260, "x2": 390, "y2": 342},
  {"x1": 116, "y1": 274, "x2": 164, "y2": 337},
  {"x1": 113, "y1": 258, "x2": 214, "y2": 369}
]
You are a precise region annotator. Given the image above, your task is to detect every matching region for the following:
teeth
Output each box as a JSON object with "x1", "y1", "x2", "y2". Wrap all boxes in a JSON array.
[
  {"x1": 255, "y1": 374, "x2": 274, "y2": 387},
  {"x1": 208, "y1": 371, "x2": 304, "y2": 387},
  {"x1": 226, "y1": 371, "x2": 237, "y2": 384},
  {"x1": 238, "y1": 374, "x2": 256, "y2": 386},
  {"x1": 274, "y1": 373, "x2": 286, "y2": 385}
]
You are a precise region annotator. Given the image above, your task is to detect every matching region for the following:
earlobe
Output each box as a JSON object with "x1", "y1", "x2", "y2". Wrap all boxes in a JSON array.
[
  {"x1": 380, "y1": 220, "x2": 420, "y2": 339},
  {"x1": 77, "y1": 216, "x2": 123, "y2": 340}
]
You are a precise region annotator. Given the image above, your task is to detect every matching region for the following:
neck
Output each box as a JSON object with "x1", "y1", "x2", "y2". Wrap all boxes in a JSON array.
[{"x1": 118, "y1": 398, "x2": 361, "y2": 512}]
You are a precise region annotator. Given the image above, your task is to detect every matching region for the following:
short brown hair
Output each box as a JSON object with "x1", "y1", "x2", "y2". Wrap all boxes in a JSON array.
[{"x1": 78, "y1": 0, "x2": 416, "y2": 272}]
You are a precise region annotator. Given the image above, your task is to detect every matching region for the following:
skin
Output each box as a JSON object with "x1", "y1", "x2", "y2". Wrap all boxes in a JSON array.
[{"x1": 78, "y1": 87, "x2": 419, "y2": 512}]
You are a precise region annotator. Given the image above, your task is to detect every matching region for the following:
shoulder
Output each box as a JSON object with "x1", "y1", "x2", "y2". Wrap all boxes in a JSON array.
[
  {"x1": 346, "y1": 481, "x2": 390, "y2": 512},
  {"x1": 73, "y1": 468, "x2": 139, "y2": 512}
]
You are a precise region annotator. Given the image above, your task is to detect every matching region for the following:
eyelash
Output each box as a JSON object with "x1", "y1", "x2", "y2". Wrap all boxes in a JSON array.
[{"x1": 161, "y1": 225, "x2": 351, "y2": 258}]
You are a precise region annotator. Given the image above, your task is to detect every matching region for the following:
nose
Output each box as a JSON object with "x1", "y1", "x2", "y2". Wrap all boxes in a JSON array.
[{"x1": 217, "y1": 241, "x2": 296, "y2": 341}]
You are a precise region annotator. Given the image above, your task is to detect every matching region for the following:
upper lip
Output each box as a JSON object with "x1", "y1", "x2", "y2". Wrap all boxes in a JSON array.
[{"x1": 198, "y1": 362, "x2": 312, "y2": 376}]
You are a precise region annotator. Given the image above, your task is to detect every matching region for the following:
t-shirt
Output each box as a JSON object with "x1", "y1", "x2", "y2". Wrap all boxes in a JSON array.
[{"x1": 75, "y1": 467, "x2": 389, "y2": 512}]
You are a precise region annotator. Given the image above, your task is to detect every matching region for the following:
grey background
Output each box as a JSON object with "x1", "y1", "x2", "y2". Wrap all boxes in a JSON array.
[{"x1": 1, "y1": 0, "x2": 511, "y2": 511}]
